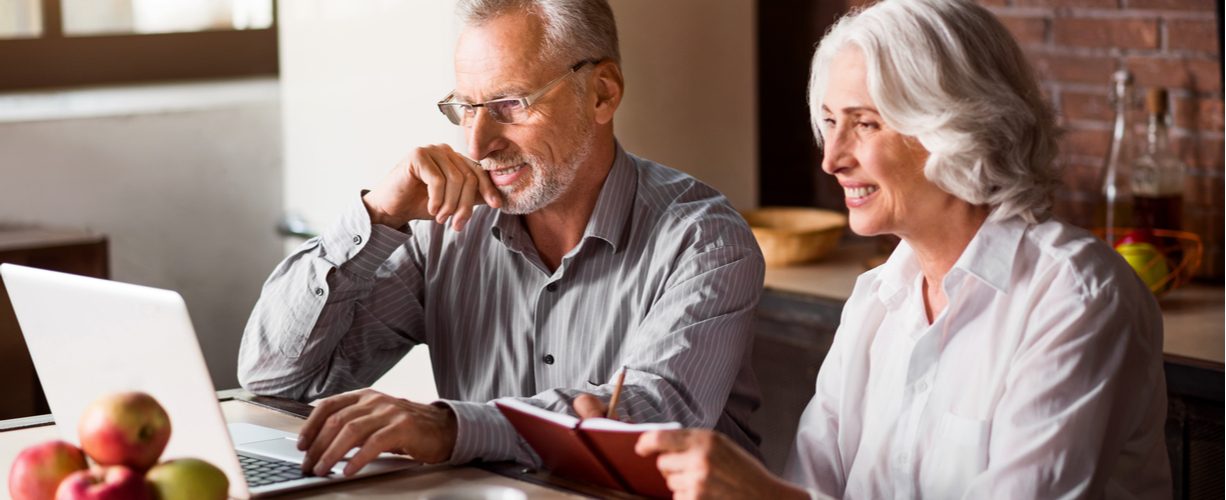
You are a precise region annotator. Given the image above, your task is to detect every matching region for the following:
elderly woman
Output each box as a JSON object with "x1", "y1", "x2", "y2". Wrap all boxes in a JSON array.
[{"x1": 629, "y1": 0, "x2": 1172, "y2": 498}]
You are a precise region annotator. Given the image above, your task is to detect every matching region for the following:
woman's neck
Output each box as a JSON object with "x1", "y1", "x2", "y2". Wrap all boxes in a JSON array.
[{"x1": 900, "y1": 202, "x2": 991, "y2": 323}]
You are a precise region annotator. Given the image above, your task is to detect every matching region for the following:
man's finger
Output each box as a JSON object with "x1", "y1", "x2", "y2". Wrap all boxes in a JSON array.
[
  {"x1": 312, "y1": 414, "x2": 379, "y2": 476},
  {"x1": 413, "y1": 152, "x2": 447, "y2": 218},
  {"x1": 302, "y1": 403, "x2": 368, "y2": 474},
  {"x1": 441, "y1": 154, "x2": 478, "y2": 231},
  {"x1": 298, "y1": 392, "x2": 362, "y2": 450},
  {"x1": 431, "y1": 148, "x2": 468, "y2": 223},
  {"x1": 572, "y1": 393, "x2": 608, "y2": 419},
  {"x1": 343, "y1": 427, "x2": 399, "y2": 477},
  {"x1": 463, "y1": 156, "x2": 502, "y2": 209}
]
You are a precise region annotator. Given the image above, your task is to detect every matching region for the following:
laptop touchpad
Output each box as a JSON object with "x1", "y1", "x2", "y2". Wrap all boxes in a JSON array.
[
  {"x1": 242, "y1": 437, "x2": 309, "y2": 463},
  {"x1": 240, "y1": 437, "x2": 359, "y2": 464}
]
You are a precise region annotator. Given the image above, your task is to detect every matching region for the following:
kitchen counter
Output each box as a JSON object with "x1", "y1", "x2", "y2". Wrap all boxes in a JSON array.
[{"x1": 762, "y1": 240, "x2": 1225, "y2": 366}]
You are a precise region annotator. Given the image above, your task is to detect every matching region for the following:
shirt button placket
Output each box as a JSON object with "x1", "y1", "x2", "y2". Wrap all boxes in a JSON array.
[{"x1": 534, "y1": 278, "x2": 561, "y2": 390}]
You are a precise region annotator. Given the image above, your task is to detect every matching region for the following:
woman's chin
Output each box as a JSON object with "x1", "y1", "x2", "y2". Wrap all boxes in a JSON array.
[{"x1": 848, "y1": 217, "x2": 887, "y2": 238}]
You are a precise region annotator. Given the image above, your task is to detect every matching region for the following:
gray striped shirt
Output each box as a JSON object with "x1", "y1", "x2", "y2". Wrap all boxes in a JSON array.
[{"x1": 237, "y1": 146, "x2": 764, "y2": 465}]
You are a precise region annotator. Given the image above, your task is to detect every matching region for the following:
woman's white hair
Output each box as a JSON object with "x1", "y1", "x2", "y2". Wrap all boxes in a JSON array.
[
  {"x1": 457, "y1": 0, "x2": 620, "y2": 66},
  {"x1": 808, "y1": 0, "x2": 1060, "y2": 223}
]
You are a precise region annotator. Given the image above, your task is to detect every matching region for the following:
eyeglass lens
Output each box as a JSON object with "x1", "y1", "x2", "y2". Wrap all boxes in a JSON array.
[{"x1": 440, "y1": 99, "x2": 526, "y2": 126}]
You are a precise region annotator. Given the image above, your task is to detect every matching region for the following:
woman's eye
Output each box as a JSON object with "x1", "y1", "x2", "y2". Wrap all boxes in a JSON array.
[
  {"x1": 822, "y1": 118, "x2": 836, "y2": 128},
  {"x1": 856, "y1": 121, "x2": 879, "y2": 130}
]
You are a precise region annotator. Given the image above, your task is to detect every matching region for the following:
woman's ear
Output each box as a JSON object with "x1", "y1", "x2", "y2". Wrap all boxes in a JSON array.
[{"x1": 591, "y1": 61, "x2": 624, "y2": 125}]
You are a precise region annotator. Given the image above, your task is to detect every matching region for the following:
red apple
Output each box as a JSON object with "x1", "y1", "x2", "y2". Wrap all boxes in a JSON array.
[
  {"x1": 54, "y1": 466, "x2": 151, "y2": 500},
  {"x1": 9, "y1": 440, "x2": 89, "y2": 500},
  {"x1": 1113, "y1": 228, "x2": 1156, "y2": 248},
  {"x1": 146, "y1": 458, "x2": 229, "y2": 500},
  {"x1": 77, "y1": 392, "x2": 171, "y2": 471}
]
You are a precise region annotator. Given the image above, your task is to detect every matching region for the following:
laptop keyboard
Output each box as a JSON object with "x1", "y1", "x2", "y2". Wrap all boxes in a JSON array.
[{"x1": 237, "y1": 453, "x2": 308, "y2": 487}]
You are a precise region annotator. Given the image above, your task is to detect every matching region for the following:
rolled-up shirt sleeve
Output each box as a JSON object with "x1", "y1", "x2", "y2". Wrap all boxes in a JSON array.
[{"x1": 237, "y1": 192, "x2": 426, "y2": 401}]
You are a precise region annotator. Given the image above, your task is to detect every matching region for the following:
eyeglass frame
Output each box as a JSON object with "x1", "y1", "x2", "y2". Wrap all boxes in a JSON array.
[{"x1": 436, "y1": 59, "x2": 601, "y2": 126}]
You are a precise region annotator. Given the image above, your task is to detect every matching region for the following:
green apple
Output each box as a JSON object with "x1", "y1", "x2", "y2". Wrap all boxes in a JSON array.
[{"x1": 146, "y1": 459, "x2": 228, "y2": 500}]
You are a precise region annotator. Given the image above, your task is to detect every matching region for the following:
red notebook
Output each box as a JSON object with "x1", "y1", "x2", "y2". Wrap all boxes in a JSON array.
[{"x1": 495, "y1": 399, "x2": 680, "y2": 498}]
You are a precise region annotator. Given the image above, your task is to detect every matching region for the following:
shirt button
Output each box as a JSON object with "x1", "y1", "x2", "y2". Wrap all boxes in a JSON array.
[
  {"x1": 543, "y1": 354, "x2": 555, "y2": 365},
  {"x1": 546, "y1": 283, "x2": 558, "y2": 292},
  {"x1": 314, "y1": 287, "x2": 324, "y2": 297},
  {"x1": 916, "y1": 381, "x2": 929, "y2": 392},
  {"x1": 352, "y1": 235, "x2": 362, "y2": 245},
  {"x1": 896, "y1": 453, "x2": 909, "y2": 465}
]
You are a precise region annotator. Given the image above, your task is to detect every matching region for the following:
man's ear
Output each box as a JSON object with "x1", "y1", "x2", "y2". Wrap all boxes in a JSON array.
[{"x1": 591, "y1": 61, "x2": 623, "y2": 125}]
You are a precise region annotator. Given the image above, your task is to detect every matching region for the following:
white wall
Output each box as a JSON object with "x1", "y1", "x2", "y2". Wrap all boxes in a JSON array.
[
  {"x1": 279, "y1": 0, "x2": 463, "y2": 237},
  {"x1": 0, "y1": 80, "x2": 284, "y2": 391}
]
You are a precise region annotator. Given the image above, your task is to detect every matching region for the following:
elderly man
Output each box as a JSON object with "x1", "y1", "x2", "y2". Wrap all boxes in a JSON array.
[{"x1": 236, "y1": 0, "x2": 764, "y2": 477}]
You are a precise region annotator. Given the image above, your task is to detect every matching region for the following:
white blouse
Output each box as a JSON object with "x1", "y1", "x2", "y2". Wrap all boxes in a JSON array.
[{"x1": 784, "y1": 216, "x2": 1171, "y2": 499}]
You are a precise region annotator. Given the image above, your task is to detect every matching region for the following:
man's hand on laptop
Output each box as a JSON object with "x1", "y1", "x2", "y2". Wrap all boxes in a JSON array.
[
  {"x1": 362, "y1": 144, "x2": 503, "y2": 232},
  {"x1": 297, "y1": 388, "x2": 457, "y2": 477}
]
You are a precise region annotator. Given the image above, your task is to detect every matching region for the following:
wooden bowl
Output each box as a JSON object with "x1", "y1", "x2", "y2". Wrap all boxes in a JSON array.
[{"x1": 742, "y1": 207, "x2": 847, "y2": 266}]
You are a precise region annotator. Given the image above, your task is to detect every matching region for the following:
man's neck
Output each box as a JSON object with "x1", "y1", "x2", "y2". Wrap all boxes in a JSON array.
[{"x1": 523, "y1": 138, "x2": 617, "y2": 273}]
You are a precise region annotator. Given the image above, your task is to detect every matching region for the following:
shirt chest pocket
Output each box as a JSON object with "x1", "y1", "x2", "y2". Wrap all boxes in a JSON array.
[{"x1": 919, "y1": 411, "x2": 990, "y2": 499}]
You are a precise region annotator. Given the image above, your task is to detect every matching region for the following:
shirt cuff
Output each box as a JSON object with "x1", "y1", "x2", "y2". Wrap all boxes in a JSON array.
[
  {"x1": 435, "y1": 400, "x2": 521, "y2": 465},
  {"x1": 321, "y1": 191, "x2": 413, "y2": 280}
]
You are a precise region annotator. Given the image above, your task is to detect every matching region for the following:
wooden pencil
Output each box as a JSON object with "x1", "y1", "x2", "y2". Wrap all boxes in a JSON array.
[{"x1": 606, "y1": 366, "x2": 627, "y2": 420}]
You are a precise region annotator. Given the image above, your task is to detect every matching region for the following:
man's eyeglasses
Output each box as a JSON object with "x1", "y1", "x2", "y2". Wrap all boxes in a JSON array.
[{"x1": 437, "y1": 59, "x2": 599, "y2": 126}]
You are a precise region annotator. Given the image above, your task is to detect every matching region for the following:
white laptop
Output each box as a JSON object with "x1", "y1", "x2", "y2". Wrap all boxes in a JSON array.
[{"x1": 1, "y1": 264, "x2": 419, "y2": 498}]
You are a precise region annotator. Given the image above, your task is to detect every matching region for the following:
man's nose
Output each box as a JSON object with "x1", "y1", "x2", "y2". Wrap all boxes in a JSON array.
[{"x1": 466, "y1": 108, "x2": 507, "y2": 160}]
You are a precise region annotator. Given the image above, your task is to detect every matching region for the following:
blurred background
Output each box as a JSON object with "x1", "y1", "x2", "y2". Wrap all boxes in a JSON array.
[{"x1": 0, "y1": 0, "x2": 1222, "y2": 494}]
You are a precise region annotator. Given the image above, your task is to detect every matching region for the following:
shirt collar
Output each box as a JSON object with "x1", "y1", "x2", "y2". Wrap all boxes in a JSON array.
[
  {"x1": 584, "y1": 145, "x2": 637, "y2": 252},
  {"x1": 952, "y1": 213, "x2": 1028, "y2": 294},
  {"x1": 490, "y1": 143, "x2": 637, "y2": 253},
  {"x1": 872, "y1": 213, "x2": 1028, "y2": 306},
  {"x1": 874, "y1": 239, "x2": 920, "y2": 309}
]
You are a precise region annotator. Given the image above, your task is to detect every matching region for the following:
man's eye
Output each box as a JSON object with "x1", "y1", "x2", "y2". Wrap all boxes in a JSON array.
[{"x1": 491, "y1": 101, "x2": 523, "y2": 113}]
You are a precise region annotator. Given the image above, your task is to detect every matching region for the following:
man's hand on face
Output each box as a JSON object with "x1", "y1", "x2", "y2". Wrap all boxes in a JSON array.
[
  {"x1": 297, "y1": 389, "x2": 458, "y2": 477},
  {"x1": 362, "y1": 144, "x2": 503, "y2": 231}
]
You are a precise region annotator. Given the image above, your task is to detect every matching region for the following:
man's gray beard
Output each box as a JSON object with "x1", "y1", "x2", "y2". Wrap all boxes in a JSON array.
[{"x1": 491, "y1": 134, "x2": 594, "y2": 215}]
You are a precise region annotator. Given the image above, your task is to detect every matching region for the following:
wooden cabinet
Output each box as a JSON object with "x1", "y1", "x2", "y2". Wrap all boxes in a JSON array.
[
  {"x1": 0, "y1": 226, "x2": 108, "y2": 420},
  {"x1": 749, "y1": 290, "x2": 841, "y2": 473}
]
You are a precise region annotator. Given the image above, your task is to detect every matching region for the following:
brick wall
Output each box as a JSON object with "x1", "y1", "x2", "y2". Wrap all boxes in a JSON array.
[{"x1": 980, "y1": 0, "x2": 1223, "y2": 278}]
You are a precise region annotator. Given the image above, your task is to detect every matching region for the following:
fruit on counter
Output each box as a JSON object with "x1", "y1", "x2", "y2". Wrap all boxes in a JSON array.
[
  {"x1": 146, "y1": 458, "x2": 229, "y2": 500},
  {"x1": 8, "y1": 440, "x2": 89, "y2": 500},
  {"x1": 54, "y1": 466, "x2": 151, "y2": 500},
  {"x1": 1114, "y1": 230, "x2": 1170, "y2": 294},
  {"x1": 78, "y1": 392, "x2": 171, "y2": 471}
]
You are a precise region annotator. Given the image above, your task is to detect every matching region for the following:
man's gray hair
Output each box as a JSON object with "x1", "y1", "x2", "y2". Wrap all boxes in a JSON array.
[
  {"x1": 457, "y1": 0, "x2": 620, "y2": 66},
  {"x1": 808, "y1": 0, "x2": 1060, "y2": 223}
]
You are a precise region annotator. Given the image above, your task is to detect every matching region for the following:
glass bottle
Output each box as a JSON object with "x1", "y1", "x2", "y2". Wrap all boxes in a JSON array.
[
  {"x1": 1132, "y1": 87, "x2": 1186, "y2": 233},
  {"x1": 1097, "y1": 70, "x2": 1136, "y2": 245}
]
